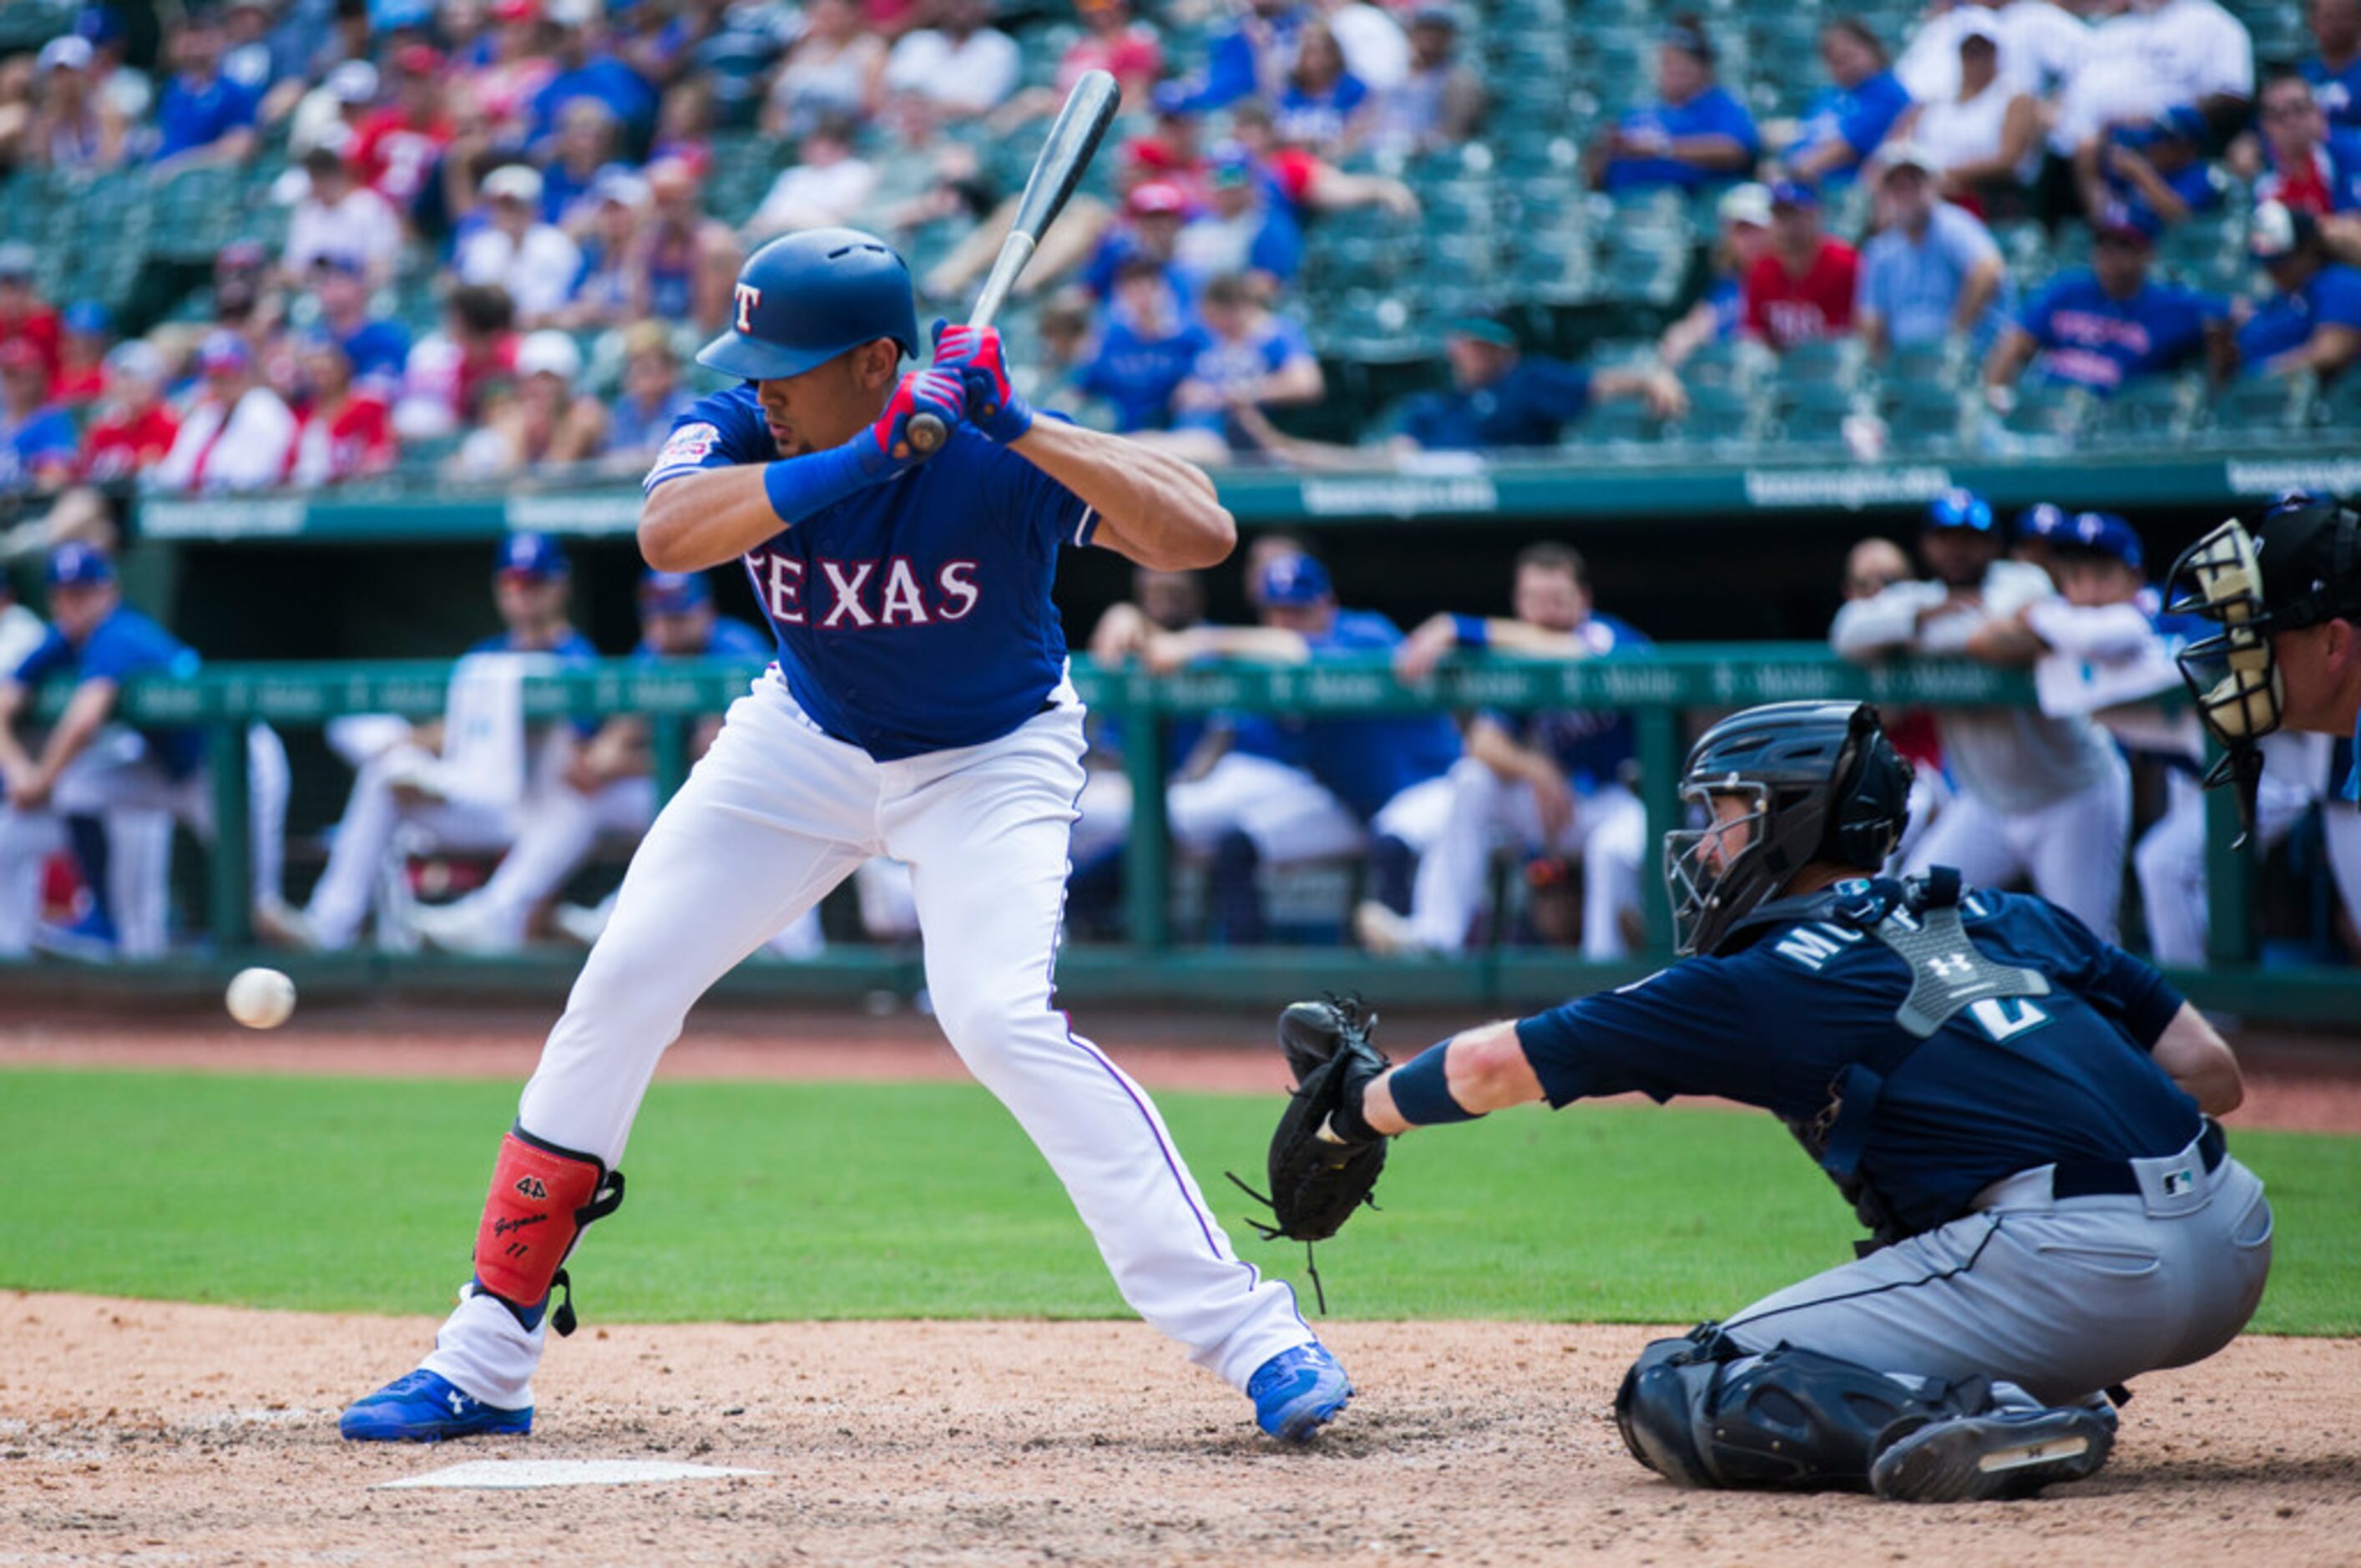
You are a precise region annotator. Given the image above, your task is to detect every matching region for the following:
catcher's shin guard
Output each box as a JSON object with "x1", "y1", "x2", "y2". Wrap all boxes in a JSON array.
[
  {"x1": 472, "y1": 1126, "x2": 624, "y2": 1336},
  {"x1": 1615, "y1": 1326, "x2": 1967, "y2": 1492}
]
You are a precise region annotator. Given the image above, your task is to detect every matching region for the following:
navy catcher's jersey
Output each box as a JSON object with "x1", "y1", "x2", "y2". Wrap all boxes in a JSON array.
[
  {"x1": 1514, "y1": 883, "x2": 2199, "y2": 1237},
  {"x1": 646, "y1": 384, "x2": 1095, "y2": 761}
]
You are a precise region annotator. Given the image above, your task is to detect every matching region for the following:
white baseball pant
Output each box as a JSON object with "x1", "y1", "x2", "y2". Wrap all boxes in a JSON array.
[
  {"x1": 1903, "y1": 747, "x2": 2131, "y2": 942},
  {"x1": 0, "y1": 723, "x2": 290, "y2": 956},
  {"x1": 420, "y1": 671, "x2": 1312, "y2": 1410},
  {"x1": 1165, "y1": 750, "x2": 1452, "y2": 863},
  {"x1": 1399, "y1": 757, "x2": 1646, "y2": 959},
  {"x1": 304, "y1": 740, "x2": 534, "y2": 950}
]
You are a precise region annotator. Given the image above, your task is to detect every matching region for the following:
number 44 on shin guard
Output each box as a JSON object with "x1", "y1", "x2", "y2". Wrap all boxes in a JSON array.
[{"x1": 473, "y1": 1126, "x2": 624, "y2": 1337}]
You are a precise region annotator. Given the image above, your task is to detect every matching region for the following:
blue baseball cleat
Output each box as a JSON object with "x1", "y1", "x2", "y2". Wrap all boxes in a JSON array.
[
  {"x1": 1249, "y1": 1343, "x2": 1352, "y2": 1443},
  {"x1": 339, "y1": 1370, "x2": 532, "y2": 1443}
]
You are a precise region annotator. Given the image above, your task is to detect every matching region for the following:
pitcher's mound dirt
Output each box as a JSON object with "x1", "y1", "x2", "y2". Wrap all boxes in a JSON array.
[{"x1": 5, "y1": 1292, "x2": 2357, "y2": 1565}]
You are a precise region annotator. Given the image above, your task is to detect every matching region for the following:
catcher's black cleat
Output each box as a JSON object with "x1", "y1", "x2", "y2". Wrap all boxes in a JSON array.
[{"x1": 1869, "y1": 1407, "x2": 2113, "y2": 1503}]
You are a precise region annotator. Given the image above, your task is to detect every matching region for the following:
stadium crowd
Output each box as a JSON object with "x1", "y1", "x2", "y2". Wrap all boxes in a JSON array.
[{"x1": 0, "y1": 0, "x2": 2355, "y2": 966}]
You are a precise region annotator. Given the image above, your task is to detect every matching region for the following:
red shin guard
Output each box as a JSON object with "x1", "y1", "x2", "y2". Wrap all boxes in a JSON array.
[{"x1": 472, "y1": 1128, "x2": 624, "y2": 1333}]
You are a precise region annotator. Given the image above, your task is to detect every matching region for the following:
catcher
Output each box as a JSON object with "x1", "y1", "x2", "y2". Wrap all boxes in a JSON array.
[{"x1": 1260, "y1": 701, "x2": 2270, "y2": 1503}]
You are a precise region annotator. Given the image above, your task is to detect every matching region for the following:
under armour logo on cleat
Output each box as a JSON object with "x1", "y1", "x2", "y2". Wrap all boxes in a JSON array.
[{"x1": 447, "y1": 1390, "x2": 468, "y2": 1415}]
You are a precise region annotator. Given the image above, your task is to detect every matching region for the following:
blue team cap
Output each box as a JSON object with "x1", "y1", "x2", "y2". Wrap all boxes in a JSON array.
[
  {"x1": 62, "y1": 301, "x2": 110, "y2": 336},
  {"x1": 2144, "y1": 104, "x2": 2207, "y2": 144},
  {"x1": 1257, "y1": 553, "x2": 1332, "y2": 606},
  {"x1": 494, "y1": 530, "x2": 569, "y2": 579},
  {"x1": 2065, "y1": 511, "x2": 2144, "y2": 569},
  {"x1": 1926, "y1": 488, "x2": 1995, "y2": 533},
  {"x1": 2014, "y1": 502, "x2": 2068, "y2": 542},
  {"x1": 639, "y1": 569, "x2": 710, "y2": 615},
  {"x1": 1768, "y1": 179, "x2": 1820, "y2": 210},
  {"x1": 46, "y1": 541, "x2": 117, "y2": 587}
]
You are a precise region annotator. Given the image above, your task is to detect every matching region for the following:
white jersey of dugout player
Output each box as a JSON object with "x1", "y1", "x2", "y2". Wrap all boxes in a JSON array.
[
  {"x1": 1833, "y1": 559, "x2": 2131, "y2": 940},
  {"x1": 2025, "y1": 593, "x2": 2327, "y2": 965}
]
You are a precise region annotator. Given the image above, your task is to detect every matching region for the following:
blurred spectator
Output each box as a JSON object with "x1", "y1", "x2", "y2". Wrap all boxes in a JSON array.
[
  {"x1": 884, "y1": 0, "x2": 1020, "y2": 121},
  {"x1": 763, "y1": 0, "x2": 886, "y2": 138},
  {"x1": 0, "y1": 341, "x2": 77, "y2": 497},
  {"x1": 1160, "y1": 0, "x2": 1306, "y2": 117},
  {"x1": 0, "y1": 53, "x2": 32, "y2": 170},
  {"x1": 284, "y1": 139, "x2": 403, "y2": 286},
  {"x1": 151, "y1": 10, "x2": 260, "y2": 169},
  {"x1": 28, "y1": 35, "x2": 128, "y2": 172},
  {"x1": 152, "y1": 331, "x2": 297, "y2": 493},
  {"x1": 686, "y1": 1, "x2": 794, "y2": 133},
  {"x1": 1316, "y1": 0, "x2": 1409, "y2": 94},
  {"x1": 2248, "y1": 74, "x2": 2361, "y2": 235},
  {"x1": 2056, "y1": 0, "x2": 2252, "y2": 169},
  {"x1": 0, "y1": 246, "x2": 60, "y2": 392},
  {"x1": 1983, "y1": 220, "x2": 2231, "y2": 402},
  {"x1": 634, "y1": 155, "x2": 740, "y2": 332},
  {"x1": 1172, "y1": 142, "x2": 1302, "y2": 297},
  {"x1": 1269, "y1": 20, "x2": 1371, "y2": 156},
  {"x1": 1588, "y1": 17, "x2": 1759, "y2": 196},
  {"x1": 454, "y1": 328, "x2": 606, "y2": 476},
  {"x1": 1020, "y1": 286, "x2": 1096, "y2": 408},
  {"x1": 604, "y1": 321, "x2": 695, "y2": 458},
  {"x1": 352, "y1": 45, "x2": 454, "y2": 215},
  {"x1": 996, "y1": 0, "x2": 1159, "y2": 129},
  {"x1": 1080, "y1": 180, "x2": 1190, "y2": 301},
  {"x1": 1856, "y1": 144, "x2": 2006, "y2": 357},
  {"x1": 210, "y1": 240, "x2": 276, "y2": 339},
  {"x1": 1742, "y1": 180, "x2": 1859, "y2": 349},
  {"x1": 78, "y1": 341, "x2": 179, "y2": 483},
  {"x1": 745, "y1": 113, "x2": 877, "y2": 238},
  {"x1": 2302, "y1": 0, "x2": 2361, "y2": 129},
  {"x1": 73, "y1": 5, "x2": 153, "y2": 131},
  {"x1": 539, "y1": 97, "x2": 620, "y2": 225},
  {"x1": 1072, "y1": 256, "x2": 1208, "y2": 432},
  {"x1": 1372, "y1": 544, "x2": 1651, "y2": 961},
  {"x1": 286, "y1": 59, "x2": 379, "y2": 161},
  {"x1": 1886, "y1": 19, "x2": 2041, "y2": 213},
  {"x1": 650, "y1": 74, "x2": 716, "y2": 172},
  {"x1": 2089, "y1": 106, "x2": 2222, "y2": 237},
  {"x1": 306, "y1": 254, "x2": 411, "y2": 389},
  {"x1": 220, "y1": 0, "x2": 296, "y2": 116},
  {"x1": 557, "y1": 164, "x2": 650, "y2": 328},
  {"x1": 395, "y1": 282, "x2": 518, "y2": 438},
  {"x1": 1660, "y1": 181, "x2": 1772, "y2": 369},
  {"x1": 1368, "y1": 318, "x2": 1681, "y2": 452},
  {"x1": 529, "y1": 0, "x2": 659, "y2": 148},
  {"x1": 289, "y1": 331, "x2": 397, "y2": 486},
  {"x1": 455, "y1": 163, "x2": 583, "y2": 325},
  {"x1": 1895, "y1": 0, "x2": 2090, "y2": 104},
  {"x1": 1783, "y1": 17, "x2": 1911, "y2": 188},
  {"x1": 1158, "y1": 272, "x2": 1322, "y2": 461},
  {"x1": 1369, "y1": 5, "x2": 1484, "y2": 155},
  {"x1": 463, "y1": 0, "x2": 558, "y2": 145},
  {"x1": 2236, "y1": 200, "x2": 2361, "y2": 380},
  {"x1": 52, "y1": 302, "x2": 110, "y2": 407}
]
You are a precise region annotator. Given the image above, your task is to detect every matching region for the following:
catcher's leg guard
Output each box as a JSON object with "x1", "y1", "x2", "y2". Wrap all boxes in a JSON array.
[
  {"x1": 1615, "y1": 1325, "x2": 1968, "y2": 1493},
  {"x1": 472, "y1": 1126, "x2": 624, "y2": 1336}
]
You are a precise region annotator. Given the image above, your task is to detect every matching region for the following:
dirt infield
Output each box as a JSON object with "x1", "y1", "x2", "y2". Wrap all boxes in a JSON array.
[
  {"x1": 5, "y1": 1293, "x2": 2358, "y2": 1565},
  {"x1": 5, "y1": 1003, "x2": 2359, "y2": 1563}
]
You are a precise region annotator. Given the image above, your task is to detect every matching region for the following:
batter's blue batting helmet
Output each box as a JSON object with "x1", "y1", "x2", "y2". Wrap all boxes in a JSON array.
[{"x1": 697, "y1": 228, "x2": 919, "y2": 382}]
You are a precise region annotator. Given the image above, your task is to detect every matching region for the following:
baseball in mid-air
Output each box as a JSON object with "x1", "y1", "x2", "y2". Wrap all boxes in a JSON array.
[{"x1": 225, "y1": 967, "x2": 297, "y2": 1029}]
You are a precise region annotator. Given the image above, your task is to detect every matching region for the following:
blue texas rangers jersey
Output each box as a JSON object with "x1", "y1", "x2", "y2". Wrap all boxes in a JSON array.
[
  {"x1": 1479, "y1": 611, "x2": 1649, "y2": 794},
  {"x1": 646, "y1": 385, "x2": 1096, "y2": 761},
  {"x1": 13, "y1": 604, "x2": 205, "y2": 777},
  {"x1": 1514, "y1": 878, "x2": 2201, "y2": 1240},
  {"x1": 1286, "y1": 609, "x2": 1460, "y2": 820}
]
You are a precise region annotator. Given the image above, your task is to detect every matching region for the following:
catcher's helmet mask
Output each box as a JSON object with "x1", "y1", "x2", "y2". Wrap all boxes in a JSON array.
[{"x1": 1665, "y1": 701, "x2": 1911, "y2": 957}]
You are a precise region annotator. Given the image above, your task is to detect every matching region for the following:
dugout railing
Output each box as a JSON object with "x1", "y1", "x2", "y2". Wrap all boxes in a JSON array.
[{"x1": 19, "y1": 647, "x2": 2353, "y2": 1024}]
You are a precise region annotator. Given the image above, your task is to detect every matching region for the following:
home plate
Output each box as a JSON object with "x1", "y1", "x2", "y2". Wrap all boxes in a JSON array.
[{"x1": 375, "y1": 1459, "x2": 766, "y2": 1490}]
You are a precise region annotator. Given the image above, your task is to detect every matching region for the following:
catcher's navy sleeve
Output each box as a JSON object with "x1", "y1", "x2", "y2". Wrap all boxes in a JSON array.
[{"x1": 1514, "y1": 960, "x2": 1759, "y2": 1109}]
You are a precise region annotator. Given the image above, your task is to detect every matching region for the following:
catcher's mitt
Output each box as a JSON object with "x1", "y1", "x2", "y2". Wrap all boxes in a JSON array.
[{"x1": 1230, "y1": 996, "x2": 1391, "y2": 1309}]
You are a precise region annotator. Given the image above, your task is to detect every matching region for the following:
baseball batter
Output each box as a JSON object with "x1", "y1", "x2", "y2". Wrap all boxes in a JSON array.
[
  {"x1": 1833, "y1": 489, "x2": 2131, "y2": 939},
  {"x1": 1282, "y1": 701, "x2": 2268, "y2": 1502},
  {"x1": 340, "y1": 229, "x2": 1347, "y2": 1445}
]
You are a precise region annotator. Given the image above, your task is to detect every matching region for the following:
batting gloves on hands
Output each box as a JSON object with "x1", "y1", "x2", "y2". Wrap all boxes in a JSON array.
[
  {"x1": 932, "y1": 320, "x2": 1034, "y2": 443},
  {"x1": 864, "y1": 368, "x2": 968, "y2": 473}
]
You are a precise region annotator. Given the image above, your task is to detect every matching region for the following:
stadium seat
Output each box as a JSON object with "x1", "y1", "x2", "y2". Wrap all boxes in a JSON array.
[
  {"x1": 2210, "y1": 375, "x2": 2312, "y2": 438},
  {"x1": 2087, "y1": 374, "x2": 2197, "y2": 444},
  {"x1": 2000, "y1": 382, "x2": 2092, "y2": 442}
]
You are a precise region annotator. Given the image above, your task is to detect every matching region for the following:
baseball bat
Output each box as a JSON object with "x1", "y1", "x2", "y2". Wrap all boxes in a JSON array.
[{"x1": 906, "y1": 68, "x2": 1123, "y2": 455}]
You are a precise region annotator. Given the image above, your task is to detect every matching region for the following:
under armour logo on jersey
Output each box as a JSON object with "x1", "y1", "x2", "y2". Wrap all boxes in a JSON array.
[
  {"x1": 1928, "y1": 954, "x2": 1975, "y2": 983},
  {"x1": 734, "y1": 282, "x2": 761, "y2": 333},
  {"x1": 748, "y1": 549, "x2": 980, "y2": 629}
]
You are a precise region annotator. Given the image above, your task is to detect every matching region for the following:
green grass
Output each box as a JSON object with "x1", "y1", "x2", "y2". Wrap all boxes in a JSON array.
[{"x1": 2, "y1": 1069, "x2": 2355, "y2": 1333}]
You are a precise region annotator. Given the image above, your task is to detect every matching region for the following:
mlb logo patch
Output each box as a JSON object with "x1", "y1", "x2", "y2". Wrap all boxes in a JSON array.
[
  {"x1": 2161, "y1": 1167, "x2": 2195, "y2": 1197},
  {"x1": 658, "y1": 422, "x2": 720, "y2": 466}
]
